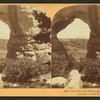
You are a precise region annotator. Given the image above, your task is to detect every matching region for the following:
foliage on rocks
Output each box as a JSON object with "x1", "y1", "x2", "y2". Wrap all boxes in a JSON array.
[
  {"x1": 52, "y1": 54, "x2": 77, "y2": 78},
  {"x1": 0, "y1": 58, "x2": 50, "y2": 83},
  {"x1": 77, "y1": 58, "x2": 100, "y2": 83}
]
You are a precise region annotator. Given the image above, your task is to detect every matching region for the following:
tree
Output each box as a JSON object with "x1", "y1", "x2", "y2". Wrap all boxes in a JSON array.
[{"x1": 32, "y1": 10, "x2": 51, "y2": 43}]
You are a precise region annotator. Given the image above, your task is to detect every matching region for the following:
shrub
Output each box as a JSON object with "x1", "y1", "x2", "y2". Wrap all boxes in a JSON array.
[
  {"x1": 52, "y1": 54, "x2": 77, "y2": 78},
  {"x1": 67, "y1": 54, "x2": 78, "y2": 69},
  {"x1": 59, "y1": 38, "x2": 88, "y2": 50},
  {"x1": 77, "y1": 58, "x2": 100, "y2": 83},
  {"x1": 52, "y1": 58, "x2": 68, "y2": 78},
  {"x1": 0, "y1": 58, "x2": 50, "y2": 83},
  {"x1": 33, "y1": 10, "x2": 51, "y2": 43}
]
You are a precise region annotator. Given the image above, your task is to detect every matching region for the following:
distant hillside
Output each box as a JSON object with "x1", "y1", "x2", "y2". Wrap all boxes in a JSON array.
[
  {"x1": 59, "y1": 38, "x2": 88, "y2": 50},
  {"x1": 0, "y1": 39, "x2": 8, "y2": 50}
]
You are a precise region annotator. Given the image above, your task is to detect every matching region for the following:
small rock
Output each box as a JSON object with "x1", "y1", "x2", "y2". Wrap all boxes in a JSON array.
[
  {"x1": 12, "y1": 83, "x2": 19, "y2": 87},
  {"x1": 92, "y1": 83, "x2": 98, "y2": 87},
  {"x1": 24, "y1": 51, "x2": 37, "y2": 62},
  {"x1": 16, "y1": 52, "x2": 24, "y2": 58},
  {"x1": 31, "y1": 55, "x2": 37, "y2": 62},
  {"x1": 24, "y1": 51, "x2": 35, "y2": 56},
  {"x1": 34, "y1": 43, "x2": 50, "y2": 50},
  {"x1": 28, "y1": 78, "x2": 38, "y2": 82},
  {"x1": 24, "y1": 44, "x2": 34, "y2": 51}
]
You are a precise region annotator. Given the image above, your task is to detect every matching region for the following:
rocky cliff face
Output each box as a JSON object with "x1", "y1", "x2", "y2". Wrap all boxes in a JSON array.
[{"x1": 0, "y1": 5, "x2": 51, "y2": 63}]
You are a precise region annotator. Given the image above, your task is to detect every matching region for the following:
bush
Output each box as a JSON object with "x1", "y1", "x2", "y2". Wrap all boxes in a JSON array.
[
  {"x1": 52, "y1": 58, "x2": 68, "y2": 78},
  {"x1": 59, "y1": 38, "x2": 88, "y2": 50},
  {"x1": 33, "y1": 10, "x2": 51, "y2": 43},
  {"x1": 67, "y1": 54, "x2": 78, "y2": 69},
  {"x1": 0, "y1": 58, "x2": 50, "y2": 83},
  {"x1": 77, "y1": 58, "x2": 100, "y2": 83},
  {"x1": 52, "y1": 54, "x2": 78, "y2": 78}
]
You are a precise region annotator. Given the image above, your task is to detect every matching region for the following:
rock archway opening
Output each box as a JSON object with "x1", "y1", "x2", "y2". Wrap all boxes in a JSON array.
[
  {"x1": 0, "y1": 20, "x2": 10, "y2": 59},
  {"x1": 57, "y1": 18, "x2": 91, "y2": 60}
]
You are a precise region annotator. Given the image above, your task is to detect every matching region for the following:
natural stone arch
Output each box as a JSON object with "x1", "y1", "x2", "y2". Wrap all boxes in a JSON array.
[
  {"x1": 0, "y1": 5, "x2": 51, "y2": 63},
  {"x1": 52, "y1": 5, "x2": 100, "y2": 77}
]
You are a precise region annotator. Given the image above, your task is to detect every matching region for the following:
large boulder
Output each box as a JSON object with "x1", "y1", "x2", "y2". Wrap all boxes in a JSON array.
[
  {"x1": 65, "y1": 70, "x2": 82, "y2": 88},
  {"x1": 46, "y1": 77, "x2": 67, "y2": 88}
]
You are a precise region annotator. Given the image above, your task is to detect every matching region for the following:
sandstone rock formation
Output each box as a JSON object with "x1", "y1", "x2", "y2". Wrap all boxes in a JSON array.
[
  {"x1": 65, "y1": 70, "x2": 82, "y2": 88},
  {"x1": 52, "y1": 36, "x2": 68, "y2": 77},
  {"x1": 46, "y1": 76, "x2": 67, "y2": 88},
  {"x1": 0, "y1": 74, "x2": 3, "y2": 88},
  {"x1": 52, "y1": 5, "x2": 100, "y2": 77},
  {"x1": 0, "y1": 5, "x2": 51, "y2": 63}
]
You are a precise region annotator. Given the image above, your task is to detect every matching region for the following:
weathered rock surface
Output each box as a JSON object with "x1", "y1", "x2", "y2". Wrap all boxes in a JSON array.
[
  {"x1": 46, "y1": 77, "x2": 67, "y2": 88},
  {"x1": 52, "y1": 5, "x2": 100, "y2": 77},
  {"x1": 36, "y1": 48, "x2": 51, "y2": 64},
  {"x1": 0, "y1": 74, "x2": 3, "y2": 88},
  {"x1": 0, "y1": 5, "x2": 51, "y2": 63},
  {"x1": 65, "y1": 70, "x2": 82, "y2": 88}
]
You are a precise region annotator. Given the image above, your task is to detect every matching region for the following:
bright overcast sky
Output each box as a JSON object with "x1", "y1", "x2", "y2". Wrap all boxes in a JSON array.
[
  {"x1": 0, "y1": 20, "x2": 10, "y2": 39},
  {"x1": 57, "y1": 18, "x2": 90, "y2": 39},
  {"x1": 0, "y1": 18, "x2": 90, "y2": 39}
]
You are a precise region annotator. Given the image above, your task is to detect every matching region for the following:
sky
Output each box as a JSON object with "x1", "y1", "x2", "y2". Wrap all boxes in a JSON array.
[
  {"x1": 0, "y1": 20, "x2": 10, "y2": 39},
  {"x1": 0, "y1": 18, "x2": 90, "y2": 39},
  {"x1": 0, "y1": 4, "x2": 72, "y2": 40},
  {"x1": 57, "y1": 18, "x2": 91, "y2": 39}
]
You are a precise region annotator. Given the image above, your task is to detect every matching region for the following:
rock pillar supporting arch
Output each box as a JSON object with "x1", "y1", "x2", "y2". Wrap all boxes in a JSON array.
[{"x1": 86, "y1": 5, "x2": 100, "y2": 59}]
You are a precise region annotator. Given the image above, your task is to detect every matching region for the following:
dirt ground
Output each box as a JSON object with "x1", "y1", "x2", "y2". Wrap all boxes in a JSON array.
[{"x1": 3, "y1": 73, "x2": 51, "y2": 88}]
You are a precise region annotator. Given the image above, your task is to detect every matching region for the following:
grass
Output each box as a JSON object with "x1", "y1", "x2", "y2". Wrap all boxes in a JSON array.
[
  {"x1": 0, "y1": 49, "x2": 7, "y2": 59},
  {"x1": 67, "y1": 45, "x2": 87, "y2": 58},
  {"x1": 1, "y1": 38, "x2": 100, "y2": 88},
  {"x1": 3, "y1": 73, "x2": 51, "y2": 88},
  {"x1": 58, "y1": 38, "x2": 100, "y2": 88}
]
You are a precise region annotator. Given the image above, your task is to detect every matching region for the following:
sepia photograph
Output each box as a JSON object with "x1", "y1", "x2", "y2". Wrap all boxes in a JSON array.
[
  {"x1": 1, "y1": 3, "x2": 100, "y2": 97},
  {"x1": 0, "y1": 5, "x2": 51, "y2": 88},
  {"x1": 52, "y1": 5, "x2": 100, "y2": 88}
]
